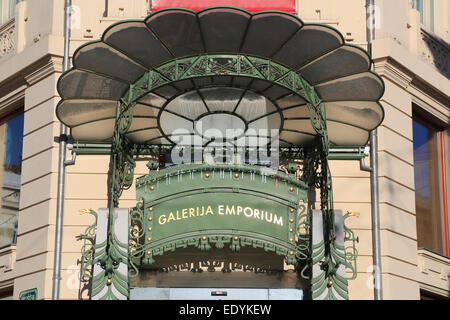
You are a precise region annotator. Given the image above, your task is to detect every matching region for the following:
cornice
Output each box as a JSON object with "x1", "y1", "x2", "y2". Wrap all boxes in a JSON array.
[
  {"x1": 23, "y1": 56, "x2": 63, "y2": 86},
  {"x1": 0, "y1": 55, "x2": 63, "y2": 117},
  {"x1": 374, "y1": 57, "x2": 449, "y2": 125},
  {"x1": 0, "y1": 84, "x2": 26, "y2": 117},
  {"x1": 373, "y1": 58, "x2": 413, "y2": 89}
]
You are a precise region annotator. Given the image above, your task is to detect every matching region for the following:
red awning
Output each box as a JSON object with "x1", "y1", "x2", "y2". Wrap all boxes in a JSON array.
[{"x1": 151, "y1": 0, "x2": 296, "y2": 13}]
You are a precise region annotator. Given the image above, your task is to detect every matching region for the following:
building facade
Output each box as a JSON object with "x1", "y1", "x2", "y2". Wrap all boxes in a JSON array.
[{"x1": 0, "y1": 0, "x2": 448, "y2": 300}]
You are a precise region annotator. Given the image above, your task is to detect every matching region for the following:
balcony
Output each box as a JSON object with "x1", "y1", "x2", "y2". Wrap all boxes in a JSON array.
[{"x1": 419, "y1": 28, "x2": 450, "y2": 79}]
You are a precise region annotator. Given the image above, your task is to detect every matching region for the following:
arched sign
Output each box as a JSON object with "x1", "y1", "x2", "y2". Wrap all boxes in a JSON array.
[{"x1": 129, "y1": 164, "x2": 309, "y2": 268}]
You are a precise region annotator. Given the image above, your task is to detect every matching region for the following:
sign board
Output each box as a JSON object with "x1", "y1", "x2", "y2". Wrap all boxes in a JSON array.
[
  {"x1": 151, "y1": 0, "x2": 297, "y2": 13},
  {"x1": 152, "y1": 194, "x2": 290, "y2": 242},
  {"x1": 133, "y1": 164, "x2": 308, "y2": 266},
  {"x1": 19, "y1": 288, "x2": 37, "y2": 300}
]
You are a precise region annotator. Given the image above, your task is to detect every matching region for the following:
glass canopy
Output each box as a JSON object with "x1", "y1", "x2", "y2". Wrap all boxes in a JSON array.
[{"x1": 56, "y1": 7, "x2": 384, "y2": 147}]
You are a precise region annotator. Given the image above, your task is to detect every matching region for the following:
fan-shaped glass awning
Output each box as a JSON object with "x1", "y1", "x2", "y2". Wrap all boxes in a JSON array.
[{"x1": 56, "y1": 7, "x2": 384, "y2": 147}]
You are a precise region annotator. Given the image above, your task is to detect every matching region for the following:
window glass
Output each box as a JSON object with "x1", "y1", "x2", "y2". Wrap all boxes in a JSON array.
[
  {"x1": 413, "y1": 119, "x2": 443, "y2": 254},
  {"x1": 0, "y1": 113, "x2": 23, "y2": 248},
  {"x1": 0, "y1": 0, "x2": 16, "y2": 26},
  {"x1": 413, "y1": 0, "x2": 436, "y2": 32},
  {"x1": 413, "y1": 0, "x2": 424, "y2": 23}
]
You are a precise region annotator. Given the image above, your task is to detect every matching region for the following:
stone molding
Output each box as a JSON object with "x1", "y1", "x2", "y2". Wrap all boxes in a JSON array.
[
  {"x1": 417, "y1": 248, "x2": 450, "y2": 298},
  {"x1": 24, "y1": 56, "x2": 63, "y2": 87},
  {"x1": 0, "y1": 84, "x2": 26, "y2": 117},
  {"x1": 0, "y1": 245, "x2": 17, "y2": 286},
  {"x1": 374, "y1": 57, "x2": 449, "y2": 124}
]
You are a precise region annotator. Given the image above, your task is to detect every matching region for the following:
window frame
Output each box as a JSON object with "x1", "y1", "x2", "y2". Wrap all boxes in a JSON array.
[
  {"x1": 0, "y1": 107, "x2": 23, "y2": 250},
  {"x1": 412, "y1": 105, "x2": 450, "y2": 257},
  {"x1": 0, "y1": 0, "x2": 16, "y2": 27},
  {"x1": 413, "y1": 0, "x2": 437, "y2": 33}
]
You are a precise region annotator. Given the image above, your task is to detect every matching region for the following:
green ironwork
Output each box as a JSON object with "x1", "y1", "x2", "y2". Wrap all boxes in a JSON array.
[
  {"x1": 123, "y1": 53, "x2": 321, "y2": 110},
  {"x1": 78, "y1": 209, "x2": 98, "y2": 284},
  {"x1": 78, "y1": 208, "x2": 130, "y2": 300},
  {"x1": 90, "y1": 232, "x2": 128, "y2": 300},
  {"x1": 109, "y1": 101, "x2": 137, "y2": 209},
  {"x1": 108, "y1": 52, "x2": 329, "y2": 206},
  {"x1": 81, "y1": 50, "x2": 357, "y2": 300},
  {"x1": 72, "y1": 141, "x2": 366, "y2": 161},
  {"x1": 77, "y1": 100, "x2": 139, "y2": 299},
  {"x1": 310, "y1": 210, "x2": 359, "y2": 300},
  {"x1": 129, "y1": 163, "x2": 310, "y2": 271},
  {"x1": 343, "y1": 212, "x2": 360, "y2": 280},
  {"x1": 86, "y1": 100, "x2": 138, "y2": 299}
]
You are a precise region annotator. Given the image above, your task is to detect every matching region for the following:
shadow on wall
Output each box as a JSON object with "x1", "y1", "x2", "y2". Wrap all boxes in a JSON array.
[{"x1": 421, "y1": 29, "x2": 450, "y2": 79}]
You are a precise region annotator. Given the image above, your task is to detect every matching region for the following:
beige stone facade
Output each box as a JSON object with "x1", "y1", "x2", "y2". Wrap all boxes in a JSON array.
[{"x1": 0, "y1": 0, "x2": 448, "y2": 300}]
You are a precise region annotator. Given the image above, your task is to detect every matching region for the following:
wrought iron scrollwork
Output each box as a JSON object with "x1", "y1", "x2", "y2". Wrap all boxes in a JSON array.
[
  {"x1": 300, "y1": 75, "x2": 354, "y2": 299},
  {"x1": 78, "y1": 209, "x2": 99, "y2": 284},
  {"x1": 343, "y1": 212, "x2": 359, "y2": 280},
  {"x1": 91, "y1": 228, "x2": 129, "y2": 300},
  {"x1": 109, "y1": 100, "x2": 137, "y2": 209},
  {"x1": 80, "y1": 99, "x2": 138, "y2": 299},
  {"x1": 77, "y1": 208, "x2": 130, "y2": 300},
  {"x1": 296, "y1": 201, "x2": 312, "y2": 280},
  {"x1": 129, "y1": 199, "x2": 146, "y2": 276}
]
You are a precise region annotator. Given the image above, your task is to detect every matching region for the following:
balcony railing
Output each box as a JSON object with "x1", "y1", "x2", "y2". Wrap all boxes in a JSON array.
[{"x1": 0, "y1": 18, "x2": 15, "y2": 59}]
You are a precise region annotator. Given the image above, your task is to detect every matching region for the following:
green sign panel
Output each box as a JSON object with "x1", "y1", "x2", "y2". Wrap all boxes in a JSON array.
[
  {"x1": 153, "y1": 194, "x2": 289, "y2": 240},
  {"x1": 19, "y1": 288, "x2": 38, "y2": 300},
  {"x1": 132, "y1": 164, "x2": 309, "y2": 266}
]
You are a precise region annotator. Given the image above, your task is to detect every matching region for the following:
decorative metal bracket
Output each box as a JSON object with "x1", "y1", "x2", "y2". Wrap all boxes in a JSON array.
[
  {"x1": 311, "y1": 210, "x2": 359, "y2": 300},
  {"x1": 109, "y1": 100, "x2": 136, "y2": 209},
  {"x1": 78, "y1": 208, "x2": 129, "y2": 300},
  {"x1": 79, "y1": 99, "x2": 138, "y2": 300}
]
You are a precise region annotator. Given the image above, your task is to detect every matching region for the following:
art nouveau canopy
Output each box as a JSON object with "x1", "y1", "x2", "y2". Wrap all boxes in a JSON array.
[
  {"x1": 66, "y1": 7, "x2": 378, "y2": 301},
  {"x1": 56, "y1": 7, "x2": 384, "y2": 148}
]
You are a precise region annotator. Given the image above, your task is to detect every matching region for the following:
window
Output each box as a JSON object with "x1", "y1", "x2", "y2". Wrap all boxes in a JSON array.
[
  {"x1": 0, "y1": 0, "x2": 16, "y2": 26},
  {"x1": 0, "y1": 112, "x2": 23, "y2": 248},
  {"x1": 412, "y1": 0, "x2": 436, "y2": 32},
  {"x1": 420, "y1": 289, "x2": 447, "y2": 300},
  {"x1": 412, "y1": 116, "x2": 449, "y2": 256}
]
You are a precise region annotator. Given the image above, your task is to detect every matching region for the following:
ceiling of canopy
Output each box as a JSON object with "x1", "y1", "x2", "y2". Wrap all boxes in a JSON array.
[{"x1": 56, "y1": 6, "x2": 385, "y2": 147}]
